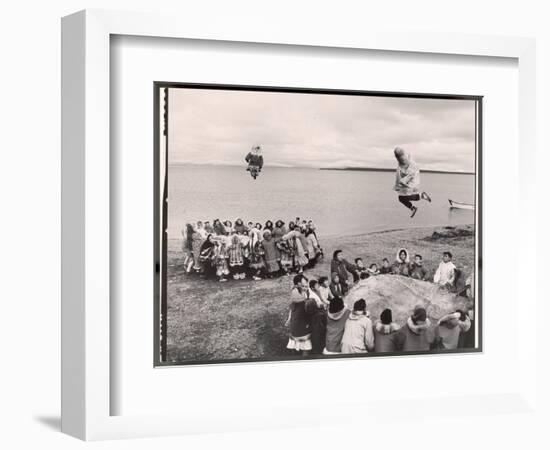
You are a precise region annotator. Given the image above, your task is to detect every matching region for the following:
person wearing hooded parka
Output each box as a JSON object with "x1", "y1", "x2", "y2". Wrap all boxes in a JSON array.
[
  {"x1": 392, "y1": 248, "x2": 411, "y2": 276},
  {"x1": 373, "y1": 308, "x2": 404, "y2": 353},
  {"x1": 323, "y1": 297, "x2": 351, "y2": 354},
  {"x1": 399, "y1": 306, "x2": 436, "y2": 351}
]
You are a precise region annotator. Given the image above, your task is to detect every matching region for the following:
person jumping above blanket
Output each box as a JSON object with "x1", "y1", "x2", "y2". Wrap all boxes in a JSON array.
[
  {"x1": 393, "y1": 146, "x2": 431, "y2": 217},
  {"x1": 245, "y1": 145, "x2": 264, "y2": 180}
]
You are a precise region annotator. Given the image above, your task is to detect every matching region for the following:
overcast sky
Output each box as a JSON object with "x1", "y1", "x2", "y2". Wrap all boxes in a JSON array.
[{"x1": 167, "y1": 88, "x2": 477, "y2": 172}]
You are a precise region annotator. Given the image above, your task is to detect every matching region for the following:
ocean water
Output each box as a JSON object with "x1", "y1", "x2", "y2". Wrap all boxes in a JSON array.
[{"x1": 167, "y1": 165, "x2": 475, "y2": 239}]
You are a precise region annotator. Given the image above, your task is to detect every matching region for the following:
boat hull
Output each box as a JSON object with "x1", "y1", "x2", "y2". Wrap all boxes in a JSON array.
[{"x1": 448, "y1": 199, "x2": 474, "y2": 210}]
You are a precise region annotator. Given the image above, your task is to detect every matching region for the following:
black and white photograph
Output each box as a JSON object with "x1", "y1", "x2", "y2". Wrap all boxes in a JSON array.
[{"x1": 155, "y1": 84, "x2": 481, "y2": 365}]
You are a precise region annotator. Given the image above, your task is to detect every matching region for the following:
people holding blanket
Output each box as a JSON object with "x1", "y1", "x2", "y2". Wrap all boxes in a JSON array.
[
  {"x1": 181, "y1": 216, "x2": 324, "y2": 279},
  {"x1": 181, "y1": 217, "x2": 473, "y2": 355}
]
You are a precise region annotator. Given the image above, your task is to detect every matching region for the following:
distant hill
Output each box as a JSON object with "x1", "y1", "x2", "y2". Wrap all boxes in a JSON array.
[{"x1": 320, "y1": 167, "x2": 475, "y2": 175}]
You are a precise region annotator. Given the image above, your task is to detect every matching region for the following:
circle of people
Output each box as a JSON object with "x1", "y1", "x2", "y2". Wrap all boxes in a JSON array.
[
  {"x1": 182, "y1": 217, "x2": 324, "y2": 281},
  {"x1": 287, "y1": 248, "x2": 474, "y2": 357}
]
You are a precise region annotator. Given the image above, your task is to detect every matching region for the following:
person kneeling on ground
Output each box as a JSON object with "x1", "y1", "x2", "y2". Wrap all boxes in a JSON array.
[
  {"x1": 323, "y1": 297, "x2": 351, "y2": 355},
  {"x1": 434, "y1": 251, "x2": 456, "y2": 289},
  {"x1": 373, "y1": 308, "x2": 403, "y2": 353},
  {"x1": 436, "y1": 310, "x2": 471, "y2": 350},
  {"x1": 399, "y1": 305, "x2": 436, "y2": 352},
  {"x1": 341, "y1": 299, "x2": 374, "y2": 354}
]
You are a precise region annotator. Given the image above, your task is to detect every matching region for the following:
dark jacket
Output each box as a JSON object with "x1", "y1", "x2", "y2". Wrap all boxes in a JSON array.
[
  {"x1": 399, "y1": 317, "x2": 436, "y2": 352},
  {"x1": 325, "y1": 309, "x2": 351, "y2": 353},
  {"x1": 330, "y1": 258, "x2": 359, "y2": 283},
  {"x1": 245, "y1": 152, "x2": 264, "y2": 168},
  {"x1": 409, "y1": 263, "x2": 428, "y2": 281},
  {"x1": 329, "y1": 281, "x2": 345, "y2": 298},
  {"x1": 373, "y1": 321, "x2": 404, "y2": 353},
  {"x1": 305, "y1": 299, "x2": 327, "y2": 354},
  {"x1": 289, "y1": 287, "x2": 310, "y2": 338}
]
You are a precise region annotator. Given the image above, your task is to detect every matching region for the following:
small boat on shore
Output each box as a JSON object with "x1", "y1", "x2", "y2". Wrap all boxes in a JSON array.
[{"x1": 448, "y1": 199, "x2": 474, "y2": 210}]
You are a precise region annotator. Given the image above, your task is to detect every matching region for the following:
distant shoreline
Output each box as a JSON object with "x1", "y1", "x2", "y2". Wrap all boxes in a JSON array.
[
  {"x1": 167, "y1": 223, "x2": 475, "y2": 242},
  {"x1": 169, "y1": 163, "x2": 474, "y2": 175},
  {"x1": 320, "y1": 167, "x2": 475, "y2": 175}
]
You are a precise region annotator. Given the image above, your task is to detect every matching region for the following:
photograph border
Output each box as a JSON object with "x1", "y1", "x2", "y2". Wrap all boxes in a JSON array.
[
  {"x1": 61, "y1": 8, "x2": 537, "y2": 441},
  {"x1": 153, "y1": 81, "x2": 484, "y2": 367}
]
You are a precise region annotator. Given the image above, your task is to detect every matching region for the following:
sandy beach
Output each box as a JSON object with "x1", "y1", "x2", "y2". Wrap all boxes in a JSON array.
[{"x1": 165, "y1": 224, "x2": 475, "y2": 363}]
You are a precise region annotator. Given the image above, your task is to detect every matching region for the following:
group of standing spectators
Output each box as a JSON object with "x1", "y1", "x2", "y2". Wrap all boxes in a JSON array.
[{"x1": 182, "y1": 217, "x2": 323, "y2": 282}]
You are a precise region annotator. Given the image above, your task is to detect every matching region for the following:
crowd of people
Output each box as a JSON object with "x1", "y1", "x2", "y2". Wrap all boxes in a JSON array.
[
  {"x1": 181, "y1": 217, "x2": 475, "y2": 356},
  {"x1": 285, "y1": 248, "x2": 475, "y2": 356},
  {"x1": 287, "y1": 270, "x2": 475, "y2": 356},
  {"x1": 181, "y1": 217, "x2": 324, "y2": 282}
]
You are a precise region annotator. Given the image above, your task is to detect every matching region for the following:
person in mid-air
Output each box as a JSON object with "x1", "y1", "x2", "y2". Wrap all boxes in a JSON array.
[
  {"x1": 245, "y1": 145, "x2": 264, "y2": 179},
  {"x1": 393, "y1": 147, "x2": 431, "y2": 217}
]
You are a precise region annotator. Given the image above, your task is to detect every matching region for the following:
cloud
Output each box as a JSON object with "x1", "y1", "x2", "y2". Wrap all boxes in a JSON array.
[{"x1": 167, "y1": 88, "x2": 477, "y2": 172}]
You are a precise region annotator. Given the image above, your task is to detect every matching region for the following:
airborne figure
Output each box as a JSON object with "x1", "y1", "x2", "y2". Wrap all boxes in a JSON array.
[
  {"x1": 245, "y1": 145, "x2": 264, "y2": 179},
  {"x1": 393, "y1": 147, "x2": 431, "y2": 217}
]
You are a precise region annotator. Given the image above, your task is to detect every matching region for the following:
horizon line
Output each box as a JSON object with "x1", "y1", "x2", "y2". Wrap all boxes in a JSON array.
[{"x1": 168, "y1": 162, "x2": 474, "y2": 174}]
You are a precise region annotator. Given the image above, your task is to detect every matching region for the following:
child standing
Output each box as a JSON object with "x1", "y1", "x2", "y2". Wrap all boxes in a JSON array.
[
  {"x1": 305, "y1": 279, "x2": 327, "y2": 354},
  {"x1": 318, "y1": 276, "x2": 333, "y2": 307},
  {"x1": 213, "y1": 239, "x2": 230, "y2": 282},
  {"x1": 248, "y1": 228, "x2": 265, "y2": 280},
  {"x1": 228, "y1": 234, "x2": 245, "y2": 279},
  {"x1": 287, "y1": 275, "x2": 312, "y2": 355},
  {"x1": 329, "y1": 273, "x2": 345, "y2": 298},
  {"x1": 434, "y1": 251, "x2": 456, "y2": 289}
]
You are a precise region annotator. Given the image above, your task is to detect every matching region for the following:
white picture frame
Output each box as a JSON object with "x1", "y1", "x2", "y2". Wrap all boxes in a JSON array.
[{"x1": 61, "y1": 9, "x2": 538, "y2": 441}]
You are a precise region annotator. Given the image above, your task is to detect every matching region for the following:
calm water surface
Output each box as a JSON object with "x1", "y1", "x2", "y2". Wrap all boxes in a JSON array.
[{"x1": 167, "y1": 165, "x2": 475, "y2": 239}]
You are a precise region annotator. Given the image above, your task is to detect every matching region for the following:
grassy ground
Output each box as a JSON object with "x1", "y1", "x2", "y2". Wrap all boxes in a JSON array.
[{"x1": 166, "y1": 224, "x2": 475, "y2": 363}]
